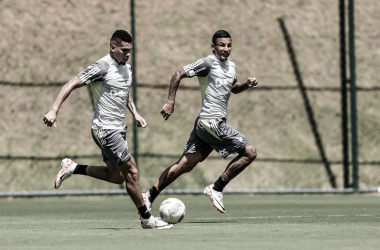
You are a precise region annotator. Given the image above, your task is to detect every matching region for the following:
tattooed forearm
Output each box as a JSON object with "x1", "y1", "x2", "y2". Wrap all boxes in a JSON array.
[{"x1": 167, "y1": 71, "x2": 182, "y2": 103}]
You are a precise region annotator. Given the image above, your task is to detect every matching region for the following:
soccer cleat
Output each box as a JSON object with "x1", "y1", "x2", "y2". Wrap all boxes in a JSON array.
[
  {"x1": 54, "y1": 158, "x2": 77, "y2": 189},
  {"x1": 142, "y1": 191, "x2": 152, "y2": 212},
  {"x1": 204, "y1": 184, "x2": 226, "y2": 213},
  {"x1": 141, "y1": 216, "x2": 173, "y2": 229}
]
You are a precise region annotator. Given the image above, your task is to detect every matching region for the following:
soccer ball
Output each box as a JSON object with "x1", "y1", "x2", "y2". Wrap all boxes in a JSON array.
[{"x1": 159, "y1": 198, "x2": 186, "y2": 224}]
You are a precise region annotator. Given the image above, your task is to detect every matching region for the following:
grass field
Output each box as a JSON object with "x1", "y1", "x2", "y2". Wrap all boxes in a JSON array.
[{"x1": 1, "y1": 194, "x2": 379, "y2": 250}]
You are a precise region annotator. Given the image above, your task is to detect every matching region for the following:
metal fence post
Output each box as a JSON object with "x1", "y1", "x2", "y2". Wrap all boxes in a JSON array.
[
  {"x1": 131, "y1": 0, "x2": 138, "y2": 168},
  {"x1": 348, "y1": 0, "x2": 359, "y2": 191},
  {"x1": 339, "y1": 0, "x2": 350, "y2": 188}
]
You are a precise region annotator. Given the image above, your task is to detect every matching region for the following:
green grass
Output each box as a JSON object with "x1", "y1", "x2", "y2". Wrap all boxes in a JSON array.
[{"x1": 1, "y1": 194, "x2": 379, "y2": 250}]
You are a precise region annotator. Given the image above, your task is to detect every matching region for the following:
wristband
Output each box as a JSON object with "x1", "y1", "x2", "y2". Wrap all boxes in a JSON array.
[{"x1": 50, "y1": 109, "x2": 58, "y2": 115}]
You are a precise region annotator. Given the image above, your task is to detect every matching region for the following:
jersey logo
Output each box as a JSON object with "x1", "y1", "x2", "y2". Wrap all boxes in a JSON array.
[
  {"x1": 195, "y1": 67, "x2": 206, "y2": 74},
  {"x1": 215, "y1": 77, "x2": 234, "y2": 88},
  {"x1": 110, "y1": 89, "x2": 128, "y2": 97}
]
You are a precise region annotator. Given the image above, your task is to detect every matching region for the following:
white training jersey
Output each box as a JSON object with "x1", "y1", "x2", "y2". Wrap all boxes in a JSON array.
[
  {"x1": 77, "y1": 54, "x2": 132, "y2": 130},
  {"x1": 183, "y1": 53, "x2": 237, "y2": 120}
]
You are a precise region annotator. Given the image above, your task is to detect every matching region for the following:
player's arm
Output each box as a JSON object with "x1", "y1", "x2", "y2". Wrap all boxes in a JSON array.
[
  {"x1": 160, "y1": 68, "x2": 188, "y2": 120},
  {"x1": 43, "y1": 76, "x2": 84, "y2": 127},
  {"x1": 231, "y1": 77, "x2": 258, "y2": 94},
  {"x1": 127, "y1": 90, "x2": 147, "y2": 128}
]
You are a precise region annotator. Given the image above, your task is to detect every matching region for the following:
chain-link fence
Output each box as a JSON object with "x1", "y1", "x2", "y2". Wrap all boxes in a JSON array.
[{"x1": 1, "y1": 0, "x2": 379, "y2": 195}]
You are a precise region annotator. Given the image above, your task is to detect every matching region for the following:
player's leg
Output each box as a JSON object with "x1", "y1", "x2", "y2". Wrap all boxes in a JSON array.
[
  {"x1": 200, "y1": 118, "x2": 257, "y2": 213},
  {"x1": 98, "y1": 128, "x2": 171, "y2": 229},
  {"x1": 54, "y1": 155, "x2": 124, "y2": 189},
  {"x1": 156, "y1": 152, "x2": 203, "y2": 192},
  {"x1": 204, "y1": 143, "x2": 257, "y2": 209},
  {"x1": 205, "y1": 145, "x2": 256, "y2": 213},
  {"x1": 143, "y1": 118, "x2": 213, "y2": 211},
  {"x1": 143, "y1": 152, "x2": 202, "y2": 211},
  {"x1": 116, "y1": 156, "x2": 172, "y2": 229},
  {"x1": 218, "y1": 142, "x2": 257, "y2": 186},
  {"x1": 116, "y1": 156, "x2": 143, "y2": 208},
  {"x1": 85, "y1": 160, "x2": 124, "y2": 184}
]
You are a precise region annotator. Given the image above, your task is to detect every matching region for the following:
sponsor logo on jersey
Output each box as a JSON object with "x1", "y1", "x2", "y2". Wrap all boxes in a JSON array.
[
  {"x1": 194, "y1": 67, "x2": 206, "y2": 74},
  {"x1": 215, "y1": 77, "x2": 234, "y2": 88},
  {"x1": 110, "y1": 89, "x2": 128, "y2": 97}
]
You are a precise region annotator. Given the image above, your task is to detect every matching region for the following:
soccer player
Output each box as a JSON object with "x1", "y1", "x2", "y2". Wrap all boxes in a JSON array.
[
  {"x1": 143, "y1": 30, "x2": 258, "y2": 214},
  {"x1": 43, "y1": 30, "x2": 172, "y2": 229}
]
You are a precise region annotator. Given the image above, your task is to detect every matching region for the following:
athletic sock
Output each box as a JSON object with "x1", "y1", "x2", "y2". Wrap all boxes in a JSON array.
[
  {"x1": 149, "y1": 186, "x2": 159, "y2": 203},
  {"x1": 138, "y1": 205, "x2": 151, "y2": 219},
  {"x1": 73, "y1": 164, "x2": 88, "y2": 175},
  {"x1": 213, "y1": 176, "x2": 229, "y2": 192}
]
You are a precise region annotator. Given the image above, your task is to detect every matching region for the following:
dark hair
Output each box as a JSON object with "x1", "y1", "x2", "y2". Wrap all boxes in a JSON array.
[
  {"x1": 212, "y1": 30, "x2": 231, "y2": 44},
  {"x1": 111, "y1": 30, "x2": 133, "y2": 44}
]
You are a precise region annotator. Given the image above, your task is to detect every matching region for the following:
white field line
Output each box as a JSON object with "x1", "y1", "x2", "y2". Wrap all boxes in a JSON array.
[
  {"x1": 198, "y1": 214, "x2": 378, "y2": 220},
  {"x1": 2, "y1": 214, "x2": 377, "y2": 225},
  {"x1": 130, "y1": 214, "x2": 378, "y2": 222}
]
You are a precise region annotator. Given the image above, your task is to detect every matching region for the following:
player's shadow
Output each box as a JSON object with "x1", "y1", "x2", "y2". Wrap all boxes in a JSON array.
[{"x1": 278, "y1": 17, "x2": 337, "y2": 188}]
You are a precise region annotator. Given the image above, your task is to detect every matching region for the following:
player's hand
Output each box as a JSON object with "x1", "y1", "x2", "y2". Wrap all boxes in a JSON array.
[
  {"x1": 247, "y1": 77, "x2": 258, "y2": 88},
  {"x1": 134, "y1": 114, "x2": 147, "y2": 128},
  {"x1": 160, "y1": 101, "x2": 174, "y2": 120},
  {"x1": 43, "y1": 110, "x2": 57, "y2": 127}
]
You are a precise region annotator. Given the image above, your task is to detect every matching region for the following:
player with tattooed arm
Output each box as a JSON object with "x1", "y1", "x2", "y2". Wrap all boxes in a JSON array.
[{"x1": 143, "y1": 30, "x2": 258, "y2": 213}]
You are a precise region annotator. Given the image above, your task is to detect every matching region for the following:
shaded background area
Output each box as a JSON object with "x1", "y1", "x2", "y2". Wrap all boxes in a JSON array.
[{"x1": 0, "y1": 0, "x2": 379, "y2": 191}]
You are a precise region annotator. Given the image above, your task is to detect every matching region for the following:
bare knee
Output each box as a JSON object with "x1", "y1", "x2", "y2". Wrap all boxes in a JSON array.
[
  {"x1": 103, "y1": 161, "x2": 125, "y2": 184},
  {"x1": 117, "y1": 160, "x2": 139, "y2": 183},
  {"x1": 243, "y1": 144, "x2": 257, "y2": 162},
  {"x1": 169, "y1": 154, "x2": 199, "y2": 175},
  {"x1": 125, "y1": 165, "x2": 139, "y2": 182},
  {"x1": 181, "y1": 161, "x2": 197, "y2": 173},
  {"x1": 167, "y1": 162, "x2": 193, "y2": 177},
  {"x1": 179, "y1": 155, "x2": 199, "y2": 173}
]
